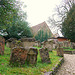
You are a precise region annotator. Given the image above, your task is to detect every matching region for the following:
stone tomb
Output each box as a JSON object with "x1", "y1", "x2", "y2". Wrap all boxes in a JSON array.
[
  {"x1": 39, "y1": 48, "x2": 51, "y2": 63},
  {"x1": 27, "y1": 47, "x2": 38, "y2": 64},
  {"x1": 10, "y1": 47, "x2": 28, "y2": 65},
  {"x1": 0, "y1": 36, "x2": 5, "y2": 55},
  {"x1": 19, "y1": 38, "x2": 35, "y2": 48}
]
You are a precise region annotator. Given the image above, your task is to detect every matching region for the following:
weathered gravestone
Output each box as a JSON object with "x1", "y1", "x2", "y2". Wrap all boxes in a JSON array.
[
  {"x1": 34, "y1": 41, "x2": 38, "y2": 46},
  {"x1": 39, "y1": 48, "x2": 51, "y2": 63},
  {"x1": 49, "y1": 40, "x2": 56, "y2": 51},
  {"x1": 19, "y1": 38, "x2": 35, "y2": 48},
  {"x1": 10, "y1": 40, "x2": 22, "y2": 49},
  {"x1": 0, "y1": 36, "x2": 5, "y2": 55},
  {"x1": 10, "y1": 47, "x2": 28, "y2": 65},
  {"x1": 6, "y1": 38, "x2": 17, "y2": 48},
  {"x1": 57, "y1": 42, "x2": 64, "y2": 57},
  {"x1": 27, "y1": 47, "x2": 38, "y2": 64},
  {"x1": 63, "y1": 41, "x2": 69, "y2": 48},
  {"x1": 43, "y1": 41, "x2": 53, "y2": 52},
  {"x1": 34, "y1": 41, "x2": 41, "y2": 47},
  {"x1": 38, "y1": 41, "x2": 41, "y2": 47},
  {"x1": 72, "y1": 42, "x2": 75, "y2": 49}
]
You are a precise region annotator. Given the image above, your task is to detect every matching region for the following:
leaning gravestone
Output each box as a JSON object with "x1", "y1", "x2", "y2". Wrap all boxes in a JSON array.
[
  {"x1": 10, "y1": 47, "x2": 28, "y2": 65},
  {"x1": 39, "y1": 48, "x2": 51, "y2": 63},
  {"x1": 27, "y1": 47, "x2": 38, "y2": 64},
  {"x1": 0, "y1": 36, "x2": 5, "y2": 55},
  {"x1": 57, "y1": 42, "x2": 64, "y2": 57}
]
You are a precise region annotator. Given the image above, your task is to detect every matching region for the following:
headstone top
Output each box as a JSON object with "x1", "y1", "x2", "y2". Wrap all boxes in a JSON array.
[{"x1": 19, "y1": 38, "x2": 35, "y2": 42}]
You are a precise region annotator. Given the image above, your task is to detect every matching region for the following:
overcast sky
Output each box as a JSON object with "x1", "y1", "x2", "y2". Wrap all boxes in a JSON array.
[
  {"x1": 20, "y1": 0, "x2": 63, "y2": 36},
  {"x1": 20, "y1": 0, "x2": 62, "y2": 26}
]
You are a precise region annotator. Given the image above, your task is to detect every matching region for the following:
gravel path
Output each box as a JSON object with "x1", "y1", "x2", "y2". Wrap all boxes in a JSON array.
[{"x1": 56, "y1": 54, "x2": 75, "y2": 75}]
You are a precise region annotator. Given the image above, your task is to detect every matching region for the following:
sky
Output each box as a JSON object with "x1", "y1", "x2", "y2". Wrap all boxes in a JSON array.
[
  {"x1": 20, "y1": 0, "x2": 63, "y2": 36},
  {"x1": 20, "y1": 0, "x2": 62, "y2": 26}
]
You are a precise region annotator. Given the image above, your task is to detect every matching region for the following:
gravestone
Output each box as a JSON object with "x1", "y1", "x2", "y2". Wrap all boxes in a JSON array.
[
  {"x1": 10, "y1": 47, "x2": 28, "y2": 65},
  {"x1": 27, "y1": 47, "x2": 38, "y2": 64},
  {"x1": 57, "y1": 42, "x2": 64, "y2": 57},
  {"x1": 63, "y1": 41, "x2": 69, "y2": 47},
  {"x1": 19, "y1": 38, "x2": 35, "y2": 48},
  {"x1": 0, "y1": 36, "x2": 5, "y2": 55},
  {"x1": 6, "y1": 38, "x2": 17, "y2": 48},
  {"x1": 10, "y1": 40, "x2": 22, "y2": 49},
  {"x1": 38, "y1": 41, "x2": 41, "y2": 47},
  {"x1": 72, "y1": 42, "x2": 75, "y2": 49},
  {"x1": 34, "y1": 41, "x2": 38, "y2": 46},
  {"x1": 49, "y1": 40, "x2": 54, "y2": 51},
  {"x1": 43, "y1": 41, "x2": 52, "y2": 52},
  {"x1": 39, "y1": 48, "x2": 51, "y2": 63},
  {"x1": 57, "y1": 48, "x2": 64, "y2": 57}
]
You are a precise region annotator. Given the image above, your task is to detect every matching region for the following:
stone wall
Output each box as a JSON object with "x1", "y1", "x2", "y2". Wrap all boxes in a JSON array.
[{"x1": 0, "y1": 36, "x2": 5, "y2": 55}]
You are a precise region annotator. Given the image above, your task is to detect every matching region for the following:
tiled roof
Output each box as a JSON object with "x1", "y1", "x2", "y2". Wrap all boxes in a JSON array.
[{"x1": 31, "y1": 21, "x2": 53, "y2": 37}]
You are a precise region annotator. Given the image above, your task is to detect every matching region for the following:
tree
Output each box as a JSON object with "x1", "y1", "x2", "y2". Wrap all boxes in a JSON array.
[
  {"x1": 48, "y1": 0, "x2": 75, "y2": 42},
  {"x1": 62, "y1": 4, "x2": 75, "y2": 42},
  {"x1": 35, "y1": 30, "x2": 50, "y2": 42},
  {"x1": 0, "y1": 0, "x2": 33, "y2": 39},
  {"x1": 44, "y1": 31, "x2": 48, "y2": 41},
  {"x1": 0, "y1": 0, "x2": 17, "y2": 29}
]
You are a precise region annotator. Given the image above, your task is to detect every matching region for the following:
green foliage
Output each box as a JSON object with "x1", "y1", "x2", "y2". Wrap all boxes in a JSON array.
[
  {"x1": 0, "y1": 0, "x2": 33, "y2": 39},
  {"x1": 62, "y1": 4, "x2": 75, "y2": 42},
  {"x1": 0, "y1": 0, "x2": 17, "y2": 29},
  {"x1": 35, "y1": 30, "x2": 51, "y2": 42},
  {"x1": 0, "y1": 46, "x2": 61, "y2": 75},
  {"x1": 64, "y1": 47, "x2": 75, "y2": 51}
]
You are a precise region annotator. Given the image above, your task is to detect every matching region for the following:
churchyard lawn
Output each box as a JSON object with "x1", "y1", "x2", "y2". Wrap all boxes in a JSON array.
[{"x1": 0, "y1": 46, "x2": 62, "y2": 75}]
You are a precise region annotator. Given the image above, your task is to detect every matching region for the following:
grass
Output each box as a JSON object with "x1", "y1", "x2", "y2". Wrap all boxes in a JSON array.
[
  {"x1": 63, "y1": 47, "x2": 75, "y2": 51},
  {"x1": 0, "y1": 46, "x2": 62, "y2": 75}
]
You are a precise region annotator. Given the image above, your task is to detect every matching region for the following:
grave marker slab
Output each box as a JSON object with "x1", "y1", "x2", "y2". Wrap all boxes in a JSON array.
[
  {"x1": 27, "y1": 47, "x2": 38, "y2": 64},
  {"x1": 10, "y1": 47, "x2": 28, "y2": 65},
  {"x1": 57, "y1": 43, "x2": 64, "y2": 57},
  {"x1": 39, "y1": 48, "x2": 51, "y2": 63}
]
